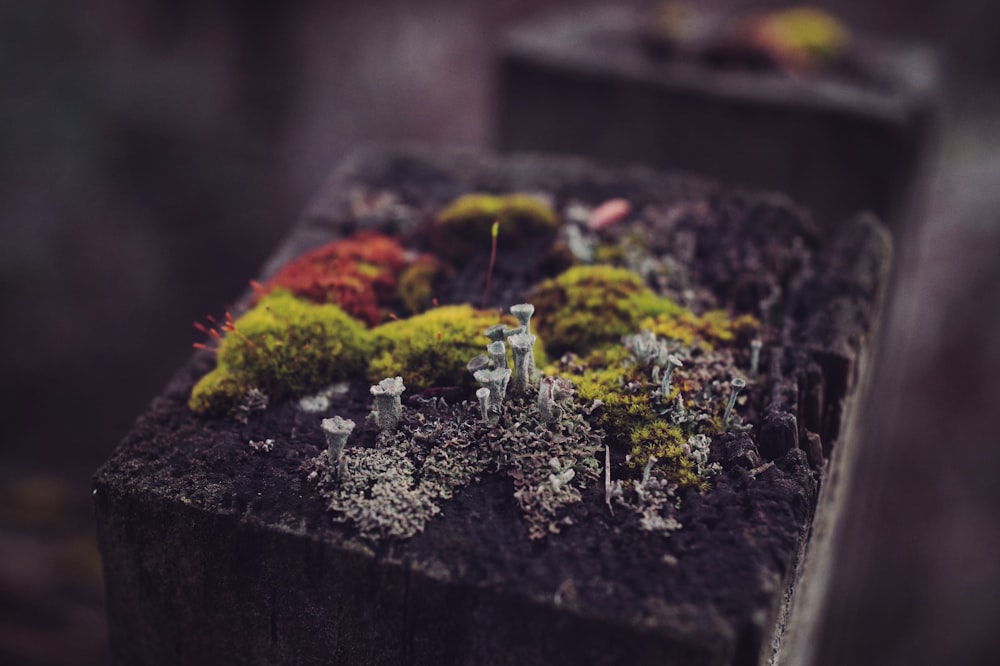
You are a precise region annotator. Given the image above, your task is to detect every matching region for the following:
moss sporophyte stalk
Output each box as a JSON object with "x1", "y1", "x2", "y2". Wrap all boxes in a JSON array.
[{"x1": 190, "y1": 196, "x2": 761, "y2": 542}]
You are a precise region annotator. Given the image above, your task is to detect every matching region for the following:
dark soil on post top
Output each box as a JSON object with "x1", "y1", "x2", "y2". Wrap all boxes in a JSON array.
[{"x1": 97, "y1": 148, "x2": 887, "y2": 663}]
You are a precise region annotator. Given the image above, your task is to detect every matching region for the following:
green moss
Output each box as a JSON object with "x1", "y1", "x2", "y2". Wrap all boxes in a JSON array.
[
  {"x1": 531, "y1": 265, "x2": 759, "y2": 357},
  {"x1": 189, "y1": 291, "x2": 371, "y2": 416},
  {"x1": 550, "y1": 346, "x2": 703, "y2": 488},
  {"x1": 396, "y1": 254, "x2": 452, "y2": 314},
  {"x1": 531, "y1": 266, "x2": 681, "y2": 357},
  {"x1": 544, "y1": 294, "x2": 756, "y2": 488},
  {"x1": 760, "y1": 7, "x2": 850, "y2": 65},
  {"x1": 627, "y1": 421, "x2": 703, "y2": 489},
  {"x1": 555, "y1": 346, "x2": 645, "y2": 439},
  {"x1": 188, "y1": 369, "x2": 247, "y2": 417},
  {"x1": 640, "y1": 310, "x2": 759, "y2": 351},
  {"x1": 432, "y1": 193, "x2": 561, "y2": 260},
  {"x1": 368, "y1": 305, "x2": 513, "y2": 393}
]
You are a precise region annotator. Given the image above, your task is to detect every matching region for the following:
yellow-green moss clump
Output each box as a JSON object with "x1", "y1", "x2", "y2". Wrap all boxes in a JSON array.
[
  {"x1": 530, "y1": 266, "x2": 681, "y2": 356},
  {"x1": 432, "y1": 193, "x2": 561, "y2": 261},
  {"x1": 560, "y1": 345, "x2": 658, "y2": 439},
  {"x1": 532, "y1": 265, "x2": 758, "y2": 357},
  {"x1": 189, "y1": 291, "x2": 371, "y2": 416},
  {"x1": 641, "y1": 309, "x2": 759, "y2": 351},
  {"x1": 538, "y1": 268, "x2": 758, "y2": 488},
  {"x1": 396, "y1": 254, "x2": 452, "y2": 314},
  {"x1": 627, "y1": 421, "x2": 702, "y2": 489},
  {"x1": 749, "y1": 6, "x2": 850, "y2": 74},
  {"x1": 368, "y1": 305, "x2": 513, "y2": 392},
  {"x1": 550, "y1": 345, "x2": 703, "y2": 489}
]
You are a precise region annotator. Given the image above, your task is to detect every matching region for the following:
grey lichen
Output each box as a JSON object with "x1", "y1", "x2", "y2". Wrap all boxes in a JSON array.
[
  {"x1": 306, "y1": 384, "x2": 601, "y2": 542},
  {"x1": 660, "y1": 354, "x2": 683, "y2": 402},
  {"x1": 370, "y1": 376, "x2": 405, "y2": 437},
  {"x1": 483, "y1": 323, "x2": 509, "y2": 344},
  {"x1": 723, "y1": 377, "x2": 747, "y2": 429},
  {"x1": 537, "y1": 375, "x2": 574, "y2": 427},
  {"x1": 487, "y1": 340, "x2": 508, "y2": 370},
  {"x1": 474, "y1": 367, "x2": 511, "y2": 422},
  {"x1": 508, "y1": 332, "x2": 537, "y2": 394},
  {"x1": 749, "y1": 338, "x2": 763, "y2": 378},
  {"x1": 476, "y1": 387, "x2": 491, "y2": 422},
  {"x1": 488, "y1": 397, "x2": 602, "y2": 539},
  {"x1": 683, "y1": 433, "x2": 720, "y2": 478},
  {"x1": 306, "y1": 408, "x2": 490, "y2": 541},
  {"x1": 509, "y1": 303, "x2": 535, "y2": 334},
  {"x1": 467, "y1": 354, "x2": 491, "y2": 375},
  {"x1": 565, "y1": 223, "x2": 596, "y2": 263},
  {"x1": 321, "y1": 415, "x2": 355, "y2": 477},
  {"x1": 248, "y1": 438, "x2": 275, "y2": 453},
  {"x1": 623, "y1": 329, "x2": 670, "y2": 368},
  {"x1": 233, "y1": 387, "x2": 269, "y2": 424},
  {"x1": 609, "y1": 466, "x2": 683, "y2": 535}
]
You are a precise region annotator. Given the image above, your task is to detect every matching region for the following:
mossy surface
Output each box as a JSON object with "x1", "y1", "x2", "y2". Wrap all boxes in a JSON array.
[
  {"x1": 641, "y1": 310, "x2": 759, "y2": 351},
  {"x1": 188, "y1": 370, "x2": 247, "y2": 418},
  {"x1": 189, "y1": 291, "x2": 371, "y2": 416},
  {"x1": 627, "y1": 421, "x2": 700, "y2": 489},
  {"x1": 530, "y1": 266, "x2": 680, "y2": 356},
  {"x1": 432, "y1": 193, "x2": 561, "y2": 260},
  {"x1": 750, "y1": 7, "x2": 850, "y2": 73},
  {"x1": 551, "y1": 342, "x2": 709, "y2": 489},
  {"x1": 547, "y1": 292, "x2": 756, "y2": 488},
  {"x1": 368, "y1": 305, "x2": 514, "y2": 393},
  {"x1": 397, "y1": 254, "x2": 452, "y2": 315},
  {"x1": 533, "y1": 265, "x2": 758, "y2": 357}
]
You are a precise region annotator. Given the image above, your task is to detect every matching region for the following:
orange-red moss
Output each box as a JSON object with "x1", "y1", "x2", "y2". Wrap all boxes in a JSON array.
[{"x1": 256, "y1": 232, "x2": 409, "y2": 327}]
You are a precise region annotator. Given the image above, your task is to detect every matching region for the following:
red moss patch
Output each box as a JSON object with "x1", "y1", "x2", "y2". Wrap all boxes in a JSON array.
[{"x1": 256, "y1": 232, "x2": 409, "y2": 326}]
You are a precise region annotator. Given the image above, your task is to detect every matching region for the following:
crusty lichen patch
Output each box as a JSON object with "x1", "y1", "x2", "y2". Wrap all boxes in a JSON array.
[{"x1": 307, "y1": 392, "x2": 601, "y2": 541}]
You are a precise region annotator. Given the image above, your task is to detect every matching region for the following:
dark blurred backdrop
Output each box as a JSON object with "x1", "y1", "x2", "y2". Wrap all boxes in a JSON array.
[{"x1": 0, "y1": 1, "x2": 997, "y2": 664}]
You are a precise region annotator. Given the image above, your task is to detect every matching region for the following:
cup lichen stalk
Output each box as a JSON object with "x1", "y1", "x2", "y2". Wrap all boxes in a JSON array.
[
  {"x1": 321, "y1": 416, "x2": 355, "y2": 480},
  {"x1": 508, "y1": 332, "x2": 537, "y2": 395},
  {"x1": 474, "y1": 367, "x2": 511, "y2": 423},
  {"x1": 484, "y1": 323, "x2": 508, "y2": 344},
  {"x1": 723, "y1": 377, "x2": 747, "y2": 429},
  {"x1": 476, "y1": 387, "x2": 491, "y2": 422},
  {"x1": 370, "y1": 376, "x2": 406, "y2": 437},
  {"x1": 487, "y1": 340, "x2": 509, "y2": 370},
  {"x1": 660, "y1": 354, "x2": 683, "y2": 402},
  {"x1": 749, "y1": 338, "x2": 762, "y2": 378},
  {"x1": 537, "y1": 375, "x2": 561, "y2": 426}
]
